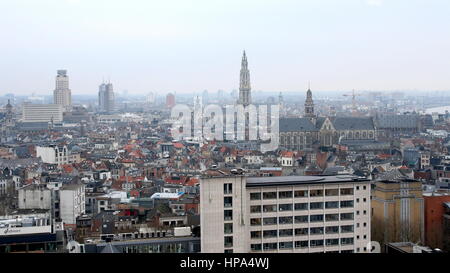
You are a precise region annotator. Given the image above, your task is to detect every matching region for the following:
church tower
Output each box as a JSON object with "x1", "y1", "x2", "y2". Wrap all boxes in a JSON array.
[
  {"x1": 5, "y1": 100, "x2": 14, "y2": 127},
  {"x1": 238, "y1": 51, "x2": 251, "y2": 106},
  {"x1": 304, "y1": 86, "x2": 315, "y2": 118}
]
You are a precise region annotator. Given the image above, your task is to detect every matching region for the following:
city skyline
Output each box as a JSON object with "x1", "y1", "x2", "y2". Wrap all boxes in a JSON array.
[{"x1": 1, "y1": 0, "x2": 450, "y2": 95}]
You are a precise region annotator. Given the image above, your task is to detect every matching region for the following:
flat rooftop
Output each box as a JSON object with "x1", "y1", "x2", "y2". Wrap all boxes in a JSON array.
[
  {"x1": 201, "y1": 175, "x2": 369, "y2": 187},
  {"x1": 246, "y1": 175, "x2": 369, "y2": 187},
  {"x1": 92, "y1": 235, "x2": 200, "y2": 247}
]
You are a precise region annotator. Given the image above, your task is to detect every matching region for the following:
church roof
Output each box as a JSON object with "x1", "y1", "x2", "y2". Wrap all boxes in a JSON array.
[
  {"x1": 279, "y1": 118, "x2": 318, "y2": 132},
  {"x1": 279, "y1": 116, "x2": 375, "y2": 132},
  {"x1": 330, "y1": 117, "x2": 375, "y2": 130},
  {"x1": 376, "y1": 114, "x2": 419, "y2": 129}
]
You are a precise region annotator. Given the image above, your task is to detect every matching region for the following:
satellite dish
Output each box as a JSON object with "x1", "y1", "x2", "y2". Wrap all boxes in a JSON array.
[{"x1": 66, "y1": 240, "x2": 81, "y2": 253}]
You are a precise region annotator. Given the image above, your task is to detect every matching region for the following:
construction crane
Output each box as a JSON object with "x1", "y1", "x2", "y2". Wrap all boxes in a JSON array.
[{"x1": 343, "y1": 89, "x2": 362, "y2": 116}]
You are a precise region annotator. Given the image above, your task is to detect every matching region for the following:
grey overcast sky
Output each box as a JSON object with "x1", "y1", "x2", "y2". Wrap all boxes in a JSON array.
[{"x1": 0, "y1": 0, "x2": 449, "y2": 95}]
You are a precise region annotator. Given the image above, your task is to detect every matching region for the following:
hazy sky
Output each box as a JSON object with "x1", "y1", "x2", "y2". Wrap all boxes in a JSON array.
[{"x1": 0, "y1": 0, "x2": 449, "y2": 95}]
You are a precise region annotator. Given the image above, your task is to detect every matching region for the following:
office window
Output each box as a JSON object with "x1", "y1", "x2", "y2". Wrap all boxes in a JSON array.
[
  {"x1": 325, "y1": 226, "x2": 339, "y2": 234},
  {"x1": 310, "y1": 240, "x2": 324, "y2": 247},
  {"x1": 310, "y1": 214, "x2": 324, "y2": 222},
  {"x1": 263, "y1": 230, "x2": 278, "y2": 238},
  {"x1": 279, "y1": 229, "x2": 293, "y2": 237},
  {"x1": 325, "y1": 213, "x2": 339, "y2": 222},
  {"x1": 279, "y1": 191, "x2": 293, "y2": 199},
  {"x1": 341, "y1": 238, "x2": 354, "y2": 245},
  {"x1": 263, "y1": 217, "x2": 277, "y2": 225},
  {"x1": 250, "y1": 192, "x2": 261, "y2": 200},
  {"x1": 363, "y1": 198, "x2": 367, "y2": 202},
  {"x1": 295, "y1": 241, "x2": 308, "y2": 248},
  {"x1": 294, "y1": 190, "x2": 308, "y2": 197},
  {"x1": 224, "y1": 210, "x2": 233, "y2": 221},
  {"x1": 263, "y1": 243, "x2": 277, "y2": 251},
  {"x1": 310, "y1": 202, "x2": 324, "y2": 210},
  {"x1": 326, "y1": 239, "x2": 339, "y2": 246},
  {"x1": 356, "y1": 186, "x2": 360, "y2": 190},
  {"x1": 279, "y1": 204, "x2": 293, "y2": 211},
  {"x1": 294, "y1": 203, "x2": 308, "y2": 211},
  {"x1": 251, "y1": 244, "x2": 262, "y2": 251},
  {"x1": 250, "y1": 218, "x2": 261, "y2": 226},
  {"x1": 251, "y1": 231, "x2": 262, "y2": 238},
  {"x1": 356, "y1": 198, "x2": 360, "y2": 203},
  {"x1": 310, "y1": 227, "x2": 324, "y2": 234},
  {"x1": 341, "y1": 225, "x2": 354, "y2": 233},
  {"x1": 263, "y1": 192, "x2": 277, "y2": 200},
  {"x1": 363, "y1": 186, "x2": 367, "y2": 190},
  {"x1": 340, "y1": 200, "x2": 354, "y2": 208},
  {"x1": 279, "y1": 216, "x2": 293, "y2": 225},
  {"x1": 294, "y1": 215, "x2": 308, "y2": 223},
  {"x1": 224, "y1": 197, "x2": 233, "y2": 208},
  {"x1": 340, "y1": 188, "x2": 354, "y2": 195},
  {"x1": 279, "y1": 241, "x2": 293, "y2": 249},
  {"x1": 224, "y1": 236, "x2": 233, "y2": 247},
  {"x1": 263, "y1": 204, "x2": 277, "y2": 212},
  {"x1": 340, "y1": 213, "x2": 354, "y2": 220},
  {"x1": 295, "y1": 228, "x2": 308, "y2": 236},
  {"x1": 325, "y1": 188, "x2": 339, "y2": 196},
  {"x1": 310, "y1": 189, "x2": 323, "y2": 197},
  {"x1": 224, "y1": 183, "x2": 232, "y2": 194},
  {"x1": 224, "y1": 223, "x2": 233, "y2": 234},
  {"x1": 250, "y1": 205, "x2": 261, "y2": 213},
  {"x1": 325, "y1": 201, "x2": 339, "y2": 209}
]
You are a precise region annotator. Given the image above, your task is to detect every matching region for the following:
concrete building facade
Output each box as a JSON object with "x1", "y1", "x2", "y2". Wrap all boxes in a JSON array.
[
  {"x1": 22, "y1": 104, "x2": 63, "y2": 123},
  {"x1": 60, "y1": 184, "x2": 86, "y2": 225},
  {"x1": 18, "y1": 184, "x2": 52, "y2": 210},
  {"x1": 98, "y1": 82, "x2": 115, "y2": 113},
  {"x1": 371, "y1": 178, "x2": 424, "y2": 248},
  {"x1": 200, "y1": 175, "x2": 371, "y2": 253},
  {"x1": 53, "y1": 70, "x2": 72, "y2": 111}
]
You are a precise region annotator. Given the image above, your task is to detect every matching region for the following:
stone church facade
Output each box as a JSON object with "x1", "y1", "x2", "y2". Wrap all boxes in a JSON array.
[{"x1": 279, "y1": 89, "x2": 376, "y2": 150}]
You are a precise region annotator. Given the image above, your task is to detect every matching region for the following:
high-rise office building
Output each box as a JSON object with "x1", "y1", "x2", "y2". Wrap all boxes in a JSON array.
[
  {"x1": 146, "y1": 92, "x2": 156, "y2": 104},
  {"x1": 238, "y1": 51, "x2": 251, "y2": 106},
  {"x1": 200, "y1": 175, "x2": 371, "y2": 253},
  {"x1": 53, "y1": 70, "x2": 72, "y2": 111},
  {"x1": 166, "y1": 93, "x2": 176, "y2": 109},
  {"x1": 98, "y1": 82, "x2": 115, "y2": 113}
]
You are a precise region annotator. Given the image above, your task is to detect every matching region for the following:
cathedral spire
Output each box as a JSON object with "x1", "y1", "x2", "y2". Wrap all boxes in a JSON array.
[{"x1": 238, "y1": 50, "x2": 251, "y2": 106}]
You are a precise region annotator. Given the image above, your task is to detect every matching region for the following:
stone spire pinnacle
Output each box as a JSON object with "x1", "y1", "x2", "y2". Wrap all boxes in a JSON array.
[{"x1": 238, "y1": 50, "x2": 251, "y2": 106}]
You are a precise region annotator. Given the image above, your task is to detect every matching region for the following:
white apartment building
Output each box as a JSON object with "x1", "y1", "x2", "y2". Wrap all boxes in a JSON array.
[
  {"x1": 200, "y1": 175, "x2": 371, "y2": 253},
  {"x1": 36, "y1": 145, "x2": 69, "y2": 165},
  {"x1": 60, "y1": 184, "x2": 86, "y2": 225},
  {"x1": 22, "y1": 103, "x2": 63, "y2": 123}
]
